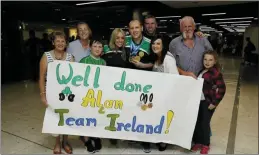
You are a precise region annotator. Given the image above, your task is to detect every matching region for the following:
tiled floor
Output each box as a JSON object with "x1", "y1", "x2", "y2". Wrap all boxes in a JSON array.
[{"x1": 1, "y1": 57, "x2": 258, "y2": 154}]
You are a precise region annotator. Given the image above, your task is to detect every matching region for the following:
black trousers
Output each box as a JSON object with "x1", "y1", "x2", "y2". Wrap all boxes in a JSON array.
[{"x1": 192, "y1": 100, "x2": 215, "y2": 146}]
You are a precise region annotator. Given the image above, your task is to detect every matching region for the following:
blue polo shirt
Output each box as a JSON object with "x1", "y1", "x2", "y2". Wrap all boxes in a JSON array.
[
  {"x1": 67, "y1": 40, "x2": 91, "y2": 62},
  {"x1": 169, "y1": 35, "x2": 213, "y2": 76}
]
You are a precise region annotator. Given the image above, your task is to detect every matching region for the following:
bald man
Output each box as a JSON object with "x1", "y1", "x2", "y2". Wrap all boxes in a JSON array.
[
  {"x1": 125, "y1": 20, "x2": 155, "y2": 71},
  {"x1": 169, "y1": 16, "x2": 213, "y2": 79}
]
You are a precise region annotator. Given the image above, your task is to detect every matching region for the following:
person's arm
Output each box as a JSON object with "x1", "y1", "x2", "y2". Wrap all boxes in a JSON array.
[
  {"x1": 131, "y1": 60, "x2": 153, "y2": 69},
  {"x1": 211, "y1": 72, "x2": 226, "y2": 107},
  {"x1": 169, "y1": 40, "x2": 197, "y2": 78},
  {"x1": 39, "y1": 54, "x2": 48, "y2": 107},
  {"x1": 164, "y1": 56, "x2": 179, "y2": 74}
]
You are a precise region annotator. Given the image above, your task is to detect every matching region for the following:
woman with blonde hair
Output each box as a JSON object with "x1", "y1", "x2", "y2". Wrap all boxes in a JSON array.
[
  {"x1": 102, "y1": 28, "x2": 128, "y2": 68},
  {"x1": 39, "y1": 31, "x2": 74, "y2": 154}
]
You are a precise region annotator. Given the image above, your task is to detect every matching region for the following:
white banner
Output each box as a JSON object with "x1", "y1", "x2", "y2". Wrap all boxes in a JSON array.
[{"x1": 42, "y1": 61, "x2": 203, "y2": 150}]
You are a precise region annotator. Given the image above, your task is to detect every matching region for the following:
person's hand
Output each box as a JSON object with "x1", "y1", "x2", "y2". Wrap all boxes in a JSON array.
[
  {"x1": 131, "y1": 60, "x2": 144, "y2": 68},
  {"x1": 196, "y1": 31, "x2": 205, "y2": 38},
  {"x1": 185, "y1": 72, "x2": 197, "y2": 79},
  {"x1": 40, "y1": 93, "x2": 48, "y2": 107},
  {"x1": 208, "y1": 104, "x2": 216, "y2": 110}
]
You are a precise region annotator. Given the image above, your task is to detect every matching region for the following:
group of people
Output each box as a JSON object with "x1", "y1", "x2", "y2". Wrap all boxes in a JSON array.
[{"x1": 38, "y1": 15, "x2": 226, "y2": 154}]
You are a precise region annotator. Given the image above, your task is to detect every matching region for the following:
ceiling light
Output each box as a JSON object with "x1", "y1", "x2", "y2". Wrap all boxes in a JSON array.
[
  {"x1": 156, "y1": 16, "x2": 181, "y2": 19},
  {"x1": 223, "y1": 28, "x2": 234, "y2": 32},
  {"x1": 202, "y1": 13, "x2": 226, "y2": 16},
  {"x1": 159, "y1": 20, "x2": 167, "y2": 22},
  {"x1": 236, "y1": 26, "x2": 249, "y2": 28},
  {"x1": 231, "y1": 24, "x2": 250, "y2": 26},
  {"x1": 196, "y1": 23, "x2": 201, "y2": 25},
  {"x1": 76, "y1": 1, "x2": 110, "y2": 6},
  {"x1": 210, "y1": 17, "x2": 254, "y2": 21},
  {"x1": 62, "y1": 19, "x2": 66, "y2": 21},
  {"x1": 234, "y1": 28, "x2": 246, "y2": 32},
  {"x1": 216, "y1": 21, "x2": 252, "y2": 24},
  {"x1": 254, "y1": 18, "x2": 258, "y2": 20},
  {"x1": 219, "y1": 25, "x2": 228, "y2": 26}
]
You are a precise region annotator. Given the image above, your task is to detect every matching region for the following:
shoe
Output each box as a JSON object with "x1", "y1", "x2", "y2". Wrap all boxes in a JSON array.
[
  {"x1": 200, "y1": 145, "x2": 210, "y2": 154},
  {"x1": 157, "y1": 143, "x2": 167, "y2": 151},
  {"x1": 85, "y1": 139, "x2": 95, "y2": 153},
  {"x1": 191, "y1": 144, "x2": 202, "y2": 152},
  {"x1": 93, "y1": 138, "x2": 102, "y2": 152},
  {"x1": 62, "y1": 141, "x2": 73, "y2": 154},
  {"x1": 142, "y1": 142, "x2": 151, "y2": 153},
  {"x1": 79, "y1": 136, "x2": 95, "y2": 153},
  {"x1": 53, "y1": 144, "x2": 62, "y2": 154}
]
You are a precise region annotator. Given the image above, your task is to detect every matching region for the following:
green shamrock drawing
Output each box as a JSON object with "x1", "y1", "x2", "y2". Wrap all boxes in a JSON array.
[{"x1": 62, "y1": 87, "x2": 72, "y2": 96}]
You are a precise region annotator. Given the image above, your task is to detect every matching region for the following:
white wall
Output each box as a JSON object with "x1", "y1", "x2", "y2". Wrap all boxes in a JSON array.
[{"x1": 242, "y1": 26, "x2": 259, "y2": 57}]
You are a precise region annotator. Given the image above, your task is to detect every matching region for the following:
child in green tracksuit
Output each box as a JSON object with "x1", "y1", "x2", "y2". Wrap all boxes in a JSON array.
[
  {"x1": 80, "y1": 39, "x2": 106, "y2": 65},
  {"x1": 79, "y1": 39, "x2": 105, "y2": 153}
]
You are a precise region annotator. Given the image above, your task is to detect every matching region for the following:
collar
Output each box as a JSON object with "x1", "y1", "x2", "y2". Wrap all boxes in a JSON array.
[
  {"x1": 90, "y1": 54, "x2": 100, "y2": 60},
  {"x1": 132, "y1": 36, "x2": 143, "y2": 46}
]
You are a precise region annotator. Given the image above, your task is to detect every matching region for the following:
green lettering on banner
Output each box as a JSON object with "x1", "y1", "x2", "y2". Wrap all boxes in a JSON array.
[
  {"x1": 93, "y1": 67, "x2": 100, "y2": 88},
  {"x1": 143, "y1": 85, "x2": 152, "y2": 93},
  {"x1": 56, "y1": 63, "x2": 73, "y2": 85},
  {"x1": 84, "y1": 66, "x2": 91, "y2": 87},
  {"x1": 105, "y1": 114, "x2": 120, "y2": 131},
  {"x1": 55, "y1": 109, "x2": 69, "y2": 126},
  {"x1": 72, "y1": 75, "x2": 83, "y2": 86}
]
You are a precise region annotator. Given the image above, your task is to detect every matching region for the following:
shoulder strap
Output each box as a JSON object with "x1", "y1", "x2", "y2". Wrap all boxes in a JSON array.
[{"x1": 45, "y1": 51, "x2": 54, "y2": 63}]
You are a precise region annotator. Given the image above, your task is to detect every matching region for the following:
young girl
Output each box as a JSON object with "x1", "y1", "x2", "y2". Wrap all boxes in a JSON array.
[
  {"x1": 79, "y1": 39, "x2": 105, "y2": 153},
  {"x1": 192, "y1": 50, "x2": 226, "y2": 154},
  {"x1": 39, "y1": 31, "x2": 74, "y2": 154}
]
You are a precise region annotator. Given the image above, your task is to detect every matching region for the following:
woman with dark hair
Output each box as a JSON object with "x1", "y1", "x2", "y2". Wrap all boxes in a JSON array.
[
  {"x1": 150, "y1": 35, "x2": 179, "y2": 152},
  {"x1": 152, "y1": 35, "x2": 178, "y2": 74}
]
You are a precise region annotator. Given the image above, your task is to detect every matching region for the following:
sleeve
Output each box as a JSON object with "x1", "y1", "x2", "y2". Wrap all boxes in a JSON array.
[
  {"x1": 169, "y1": 40, "x2": 177, "y2": 58},
  {"x1": 148, "y1": 51, "x2": 156, "y2": 64},
  {"x1": 79, "y1": 58, "x2": 85, "y2": 63},
  {"x1": 164, "y1": 56, "x2": 179, "y2": 74},
  {"x1": 66, "y1": 43, "x2": 73, "y2": 55},
  {"x1": 211, "y1": 72, "x2": 226, "y2": 106},
  {"x1": 169, "y1": 40, "x2": 180, "y2": 67},
  {"x1": 203, "y1": 38, "x2": 214, "y2": 51}
]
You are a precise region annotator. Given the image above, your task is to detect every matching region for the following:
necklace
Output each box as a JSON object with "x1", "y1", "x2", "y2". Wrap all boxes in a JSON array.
[{"x1": 53, "y1": 50, "x2": 65, "y2": 60}]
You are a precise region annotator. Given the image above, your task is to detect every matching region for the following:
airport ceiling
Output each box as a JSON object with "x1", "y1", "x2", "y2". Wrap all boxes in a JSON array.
[{"x1": 2, "y1": 1, "x2": 258, "y2": 33}]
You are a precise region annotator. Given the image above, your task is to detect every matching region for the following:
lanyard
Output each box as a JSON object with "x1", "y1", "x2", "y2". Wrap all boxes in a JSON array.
[{"x1": 130, "y1": 42, "x2": 141, "y2": 56}]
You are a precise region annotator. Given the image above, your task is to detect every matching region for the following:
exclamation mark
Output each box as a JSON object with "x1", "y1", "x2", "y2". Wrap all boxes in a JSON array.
[{"x1": 165, "y1": 110, "x2": 174, "y2": 134}]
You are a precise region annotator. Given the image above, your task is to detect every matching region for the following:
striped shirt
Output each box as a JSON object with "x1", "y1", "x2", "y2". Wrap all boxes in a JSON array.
[{"x1": 45, "y1": 50, "x2": 72, "y2": 86}]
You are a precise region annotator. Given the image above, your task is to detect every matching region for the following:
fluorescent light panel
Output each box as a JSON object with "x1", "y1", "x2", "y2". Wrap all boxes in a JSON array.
[
  {"x1": 210, "y1": 17, "x2": 254, "y2": 21},
  {"x1": 156, "y1": 16, "x2": 181, "y2": 19},
  {"x1": 216, "y1": 21, "x2": 252, "y2": 24},
  {"x1": 202, "y1": 13, "x2": 226, "y2": 16},
  {"x1": 231, "y1": 24, "x2": 250, "y2": 26},
  {"x1": 76, "y1": 1, "x2": 110, "y2": 6}
]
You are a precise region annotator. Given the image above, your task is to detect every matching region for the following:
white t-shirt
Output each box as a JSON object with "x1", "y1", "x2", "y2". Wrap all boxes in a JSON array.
[
  {"x1": 153, "y1": 52, "x2": 179, "y2": 74},
  {"x1": 198, "y1": 70, "x2": 208, "y2": 100}
]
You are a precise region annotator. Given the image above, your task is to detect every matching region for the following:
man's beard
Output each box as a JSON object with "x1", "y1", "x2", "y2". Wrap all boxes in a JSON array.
[{"x1": 182, "y1": 31, "x2": 193, "y2": 39}]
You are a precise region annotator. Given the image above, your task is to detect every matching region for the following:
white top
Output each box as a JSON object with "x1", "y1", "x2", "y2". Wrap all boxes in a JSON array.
[
  {"x1": 198, "y1": 70, "x2": 208, "y2": 101},
  {"x1": 153, "y1": 52, "x2": 179, "y2": 74}
]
